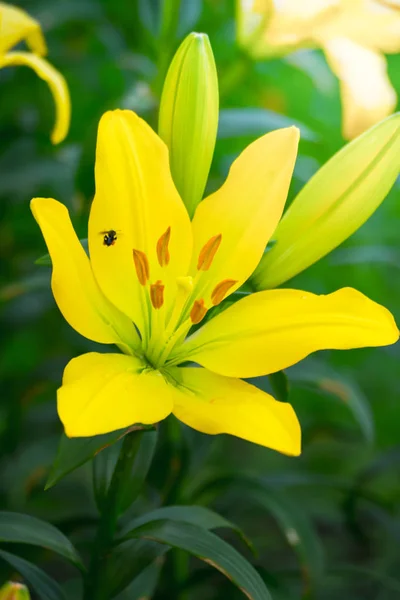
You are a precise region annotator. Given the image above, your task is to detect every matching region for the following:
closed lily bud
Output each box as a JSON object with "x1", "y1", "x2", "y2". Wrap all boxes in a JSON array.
[
  {"x1": 158, "y1": 32, "x2": 219, "y2": 218},
  {"x1": 0, "y1": 582, "x2": 31, "y2": 600},
  {"x1": 252, "y1": 112, "x2": 400, "y2": 290}
]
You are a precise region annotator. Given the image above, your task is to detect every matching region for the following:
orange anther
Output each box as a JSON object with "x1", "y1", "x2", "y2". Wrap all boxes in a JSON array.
[
  {"x1": 156, "y1": 226, "x2": 171, "y2": 267},
  {"x1": 132, "y1": 249, "x2": 150, "y2": 285},
  {"x1": 190, "y1": 299, "x2": 207, "y2": 324},
  {"x1": 150, "y1": 280, "x2": 165, "y2": 309},
  {"x1": 197, "y1": 234, "x2": 222, "y2": 271},
  {"x1": 211, "y1": 279, "x2": 237, "y2": 305}
]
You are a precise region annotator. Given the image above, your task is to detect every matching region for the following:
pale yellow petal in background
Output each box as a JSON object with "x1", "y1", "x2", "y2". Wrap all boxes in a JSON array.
[
  {"x1": 317, "y1": 0, "x2": 400, "y2": 54},
  {"x1": 323, "y1": 38, "x2": 397, "y2": 139},
  {"x1": 189, "y1": 127, "x2": 299, "y2": 305},
  {"x1": 31, "y1": 198, "x2": 140, "y2": 350},
  {"x1": 174, "y1": 288, "x2": 399, "y2": 378},
  {"x1": 59, "y1": 353, "x2": 174, "y2": 437},
  {"x1": 88, "y1": 110, "x2": 192, "y2": 339},
  {"x1": 173, "y1": 366, "x2": 301, "y2": 455},
  {"x1": 0, "y1": 2, "x2": 46, "y2": 55},
  {"x1": 0, "y1": 51, "x2": 70, "y2": 143}
]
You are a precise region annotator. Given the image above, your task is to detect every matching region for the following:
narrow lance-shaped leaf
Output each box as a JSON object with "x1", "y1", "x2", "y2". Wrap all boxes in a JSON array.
[
  {"x1": 252, "y1": 112, "x2": 400, "y2": 289},
  {"x1": 122, "y1": 519, "x2": 272, "y2": 600},
  {"x1": 0, "y1": 512, "x2": 83, "y2": 570},
  {"x1": 120, "y1": 504, "x2": 254, "y2": 553},
  {"x1": 45, "y1": 426, "x2": 136, "y2": 489},
  {"x1": 0, "y1": 550, "x2": 66, "y2": 600}
]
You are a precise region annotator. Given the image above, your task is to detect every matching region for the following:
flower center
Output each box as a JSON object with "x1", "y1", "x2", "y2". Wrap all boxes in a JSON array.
[{"x1": 130, "y1": 228, "x2": 236, "y2": 367}]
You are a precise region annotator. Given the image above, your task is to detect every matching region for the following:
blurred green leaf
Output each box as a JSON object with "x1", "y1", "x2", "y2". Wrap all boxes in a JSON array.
[
  {"x1": 106, "y1": 539, "x2": 167, "y2": 598},
  {"x1": 0, "y1": 550, "x2": 66, "y2": 600},
  {"x1": 121, "y1": 519, "x2": 271, "y2": 600},
  {"x1": 45, "y1": 428, "x2": 132, "y2": 490},
  {"x1": 268, "y1": 371, "x2": 289, "y2": 403},
  {"x1": 121, "y1": 504, "x2": 254, "y2": 553},
  {"x1": 291, "y1": 363, "x2": 375, "y2": 444},
  {"x1": 0, "y1": 512, "x2": 83, "y2": 570},
  {"x1": 218, "y1": 108, "x2": 319, "y2": 142},
  {"x1": 93, "y1": 429, "x2": 158, "y2": 515},
  {"x1": 247, "y1": 489, "x2": 324, "y2": 587},
  {"x1": 114, "y1": 559, "x2": 163, "y2": 600}
]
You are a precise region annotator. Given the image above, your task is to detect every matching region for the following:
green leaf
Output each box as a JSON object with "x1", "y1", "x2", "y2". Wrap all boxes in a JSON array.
[
  {"x1": 114, "y1": 560, "x2": 163, "y2": 600},
  {"x1": 45, "y1": 427, "x2": 132, "y2": 489},
  {"x1": 118, "y1": 429, "x2": 158, "y2": 514},
  {"x1": 0, "y1": 512, "x2": 83, "y2": 570},
  {"x1": 122, "y1": 519, "x2": 271, "y2": 600},
  {"x1": 0, "y1": 550, "x2": 66, "y2": 600},
  {"x1": 93, "y1": 428, "x2": 158, "y2": 515},
  {"x1": 218, "y1": 108, "x2": 319, "y2": 142},
  {"x1": 268, "y1": 371, "x2": 289, "y2": 403},
  {"x1": 106, "y1": 539, "x2": 167, "y2": 598},
  {"x1": 35, "y1": 238, "x2": 88, "y2": 266},
  {"x1": 291, "y1": 363, "x2": 375, "y2": 444},
  {"x1": 247, "y1": 489, "x2": 324, "y2": 586},
  {"x1": 121, "y1": 504, "x2": 254, "y2": 553}
]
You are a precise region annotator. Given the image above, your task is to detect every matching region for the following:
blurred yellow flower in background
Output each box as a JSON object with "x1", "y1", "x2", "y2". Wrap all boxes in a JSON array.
[
  {"x1": 0, "y1": 2, "x2": 70, "y2": 143},
  {"x1": 238, "y1": 0, "x2": 400, "y2": 139}
]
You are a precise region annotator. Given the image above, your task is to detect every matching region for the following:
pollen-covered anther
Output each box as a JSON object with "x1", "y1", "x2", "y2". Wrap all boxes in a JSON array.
[
  {"x1": 190, "y1": 299, "x2": 207, "y2": 324},
  {"x1": 150, "y1": 280, "x2": 165, "y2": 309},
  {"x1": 132, "y1": 249, "x2": 150, "y2": 285},
  {"x1": 211, "y1": 279, "x2": 238, "y2": 305},
  {"x1": 157, "y1": 226, "x2": 171, "y2": 267},
  {"x1": 197, "y1": 234, "x2": 222, "y2": 271}
]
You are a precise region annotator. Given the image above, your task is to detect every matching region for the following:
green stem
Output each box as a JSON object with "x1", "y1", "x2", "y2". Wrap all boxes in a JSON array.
[{"x1": 83, "y1": 432, "x2": 144, "y2": 600}]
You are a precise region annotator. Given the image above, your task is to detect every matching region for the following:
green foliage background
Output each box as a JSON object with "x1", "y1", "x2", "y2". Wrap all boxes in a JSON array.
[{"x1": 1, "y1": 1, "x2": 400, "y2": 598}]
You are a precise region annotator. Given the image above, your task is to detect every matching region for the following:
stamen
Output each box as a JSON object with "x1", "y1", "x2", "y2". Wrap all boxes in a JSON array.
[
  {"x1": 156, "y1": 226, "x2": 171, "y2": 267},
  {"x1": 190, "y1": 299, "x2": 207, "y2": 324},
  {"x1": 132, "y1": 249, "x2": 150, "y2": 285},
  {"x1": 211, "y1": 279, "x2": 238, "y2": 305},
  {"x1": 197, "y1": 234, "x2": 222, "y2": 271},
  {"x1": 150, "y1": 280, "x2": 164, "y2": 309}
]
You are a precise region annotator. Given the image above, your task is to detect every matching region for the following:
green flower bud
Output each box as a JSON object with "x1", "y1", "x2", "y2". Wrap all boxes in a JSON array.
[
  {"x1": 0, "y1": 582, "x2": 30, "y2": 600},
  {"x1": 252, "y1": 112, "x2": 400, "y2": 290},
  {"x1": 158, "y1": 32, "x2": 219, "y2": 218}
]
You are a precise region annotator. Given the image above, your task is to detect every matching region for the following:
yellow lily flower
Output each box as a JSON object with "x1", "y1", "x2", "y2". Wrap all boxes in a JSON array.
[
  {"x1": 238, "y1": 0, "x2": 400, "y2": 139},
  {"x1": 0, "y1": 2, "x2": 70, "y2": 143},
  {"x1": 31, "y1": 110, "x2": 398, "y2": 455}
]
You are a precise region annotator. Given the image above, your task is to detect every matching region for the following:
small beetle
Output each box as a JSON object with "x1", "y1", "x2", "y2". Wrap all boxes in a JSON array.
[{"x1": 100, "y1": 230, "x2": 118, "y2": 247}]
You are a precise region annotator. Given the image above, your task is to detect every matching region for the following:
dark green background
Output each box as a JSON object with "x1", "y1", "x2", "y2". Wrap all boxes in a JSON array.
[{"x1": 1, "y1": 1, "x2": 400, "y2": 598}]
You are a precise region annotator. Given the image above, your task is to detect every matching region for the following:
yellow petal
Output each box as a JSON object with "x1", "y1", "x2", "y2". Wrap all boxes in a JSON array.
[
  {"x1": 173, "y1": 288, "x2": 399, "y2": 378},
  {"x1": 59, "y1": 353, "x2": 174, "y2": 437},
  {"x1": 188, "y1": 127, "x2": 299, "y2": 305},
  {"x1": 316, "y1": 0, "x2": 400, "y2": 54},
  {"x1": 172, "y1": 366, "x2": 301, "y2": 455},
  {"x1": 253, "y1": 112, "x2": 400, "y2": 290},
  {"x1": 0, "y1": 51, "x2": 70, "y2": 143},
  {"x1": 323, "y1": 38, "x2": 396, "y2": 139},
  {"x1": 0, "y1": 2, "x2": 46, "y2": 55},
  {"x1": 88, "y1": 110, "x2": 192, "y2": 341},
  {"x1": 31, "y1": 198, "x2": 140, "y2": 350}
]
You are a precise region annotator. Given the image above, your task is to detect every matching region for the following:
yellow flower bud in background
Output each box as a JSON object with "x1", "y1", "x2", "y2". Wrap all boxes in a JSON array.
[
  {"x1": 0, "y1": 582, "x2": 30, "y2": 600},
  {"x1": 158, "y1": 32, "x2": 219, "y2": 218},
  {"x1": 252, "y1": 112, "x2": 400, "y2": 290}
]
